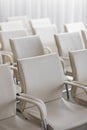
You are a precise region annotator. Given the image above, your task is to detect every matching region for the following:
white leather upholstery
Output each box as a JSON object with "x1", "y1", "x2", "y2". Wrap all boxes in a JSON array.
[
  {"x1": 0, "y1": 29, "x2": 28, "y2": 85},
  {"x1": 7, "y1": 16, "x2": 33, "y2": 35},
  {"x1": 18, "y1": 53, "x2": 87, "y2": 130},
  {"x1": 64, "y1": 22, "x2": 86, "y2": 32},
  {"x1": 0, "y1": 21, "x2": 25, "y2": 31},
  {"x1": 55, "y1": 32, "x2": 85, "y2": 75},
  {"x1": 0, "y1": 65, "x2": 16, "y2": 120},
  {"x1": 69, "y1": 49, "x2": 87, "y2": 105},
  {"x1": 55, "y1": 32, "x2": 84, "y2": 57},
  {"x1": 10, "y1": 35, "x2": 45, "y2": 85},
  {"x1": 0, "y1": 65, "x2": 43, "y2": 130},
  {"x1": 33, "y1": 25, "x2": 58, "y2": 52},
  {"x1": 18, "y1": 53, "x2": 64, "y2": 102},
  {"x1": 30, "y1": 18, "x2": 51, "y2": 28},
  {"x1": 10, "y1": 35, "x2": 45, "y2": 62},
  {"x1": 45, "y1": 98, "x2": 87, "y2": 130},
  {"x1": 25, "y1": 98, "x2": 87, "y2": 130},
  {"x1": 69, "y1": 49, "x2": 87, "y2": 84},
  {"x1": 0, "y1": 29, "x2": 28, "y2": 51}
]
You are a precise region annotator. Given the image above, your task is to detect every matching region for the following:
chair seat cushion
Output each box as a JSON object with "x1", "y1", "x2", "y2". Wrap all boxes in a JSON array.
[
  {"x1": 0, "y1": 115, "x2": 42, "y2": 130},
  {"x1": 46, "y1": 98, "x2": 87, "y2": 130},
  {"x1": 24, "y1": 98, "x2": 87, "y2": 130}
]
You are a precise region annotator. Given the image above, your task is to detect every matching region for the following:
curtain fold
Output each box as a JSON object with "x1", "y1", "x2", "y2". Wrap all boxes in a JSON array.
[{"x1": 0, "y1": 0, "x2": 87, "y2": 32}]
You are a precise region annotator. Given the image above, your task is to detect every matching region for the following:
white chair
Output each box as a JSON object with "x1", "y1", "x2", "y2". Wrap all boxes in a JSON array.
[
  {"x1": 10, "y1": 35, "x2": 51, "y2": 88},
  {"x1": 0, "y1": 21, "x2": 25, "y2": 31},
  {"x1": 18, "y1": 53, "x2": 87, "y2": 130},
  {"x1": 33, "y1": 25, "x2": 58, "y2": 52},
  {"x1": 0, "y1": 29, "x2": 28, "y2": 63},
  {"x1": 64, "y1": 22, "x2": 86, "y2": 32},
  {"x1": 69, "y1": 49, "x2": 87, "y2": 106},
  {"x1": 10, "y1": 35, "x2": 46, "y2": 61},
  {"x1": 10, "y1": 35, "x2": 69, "y2": 99},
  {"x1": 55, "y1": 32, "x2": 85, "y2": 76},
  {"x1": 7, "y1": 16, "x2": 33, "y2": 35},
  {"x1": 0, "y1": 21, "x2": 26, "y2": 50},
  {"x1": 0, "y1": 29, "x2": 28, "y2": 89},
  {"x1": 0, "y1": 64, "x2": 46, "y2": 130},
  {"x1": 30, "y1": 18, "x2": 51, "y2": 28}
]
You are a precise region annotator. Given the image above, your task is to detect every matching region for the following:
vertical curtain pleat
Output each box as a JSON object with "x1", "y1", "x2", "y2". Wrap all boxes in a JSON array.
[{"x1": 0, "y1": 0, "x2": 87, "y2": 32}]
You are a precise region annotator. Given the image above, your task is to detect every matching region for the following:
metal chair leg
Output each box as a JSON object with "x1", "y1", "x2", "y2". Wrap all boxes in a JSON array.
[
  {"x1": 41, "y1": 119, "x2": 48, "y2": 130},
  {"x1": 65, "y1": 84, "x2": 70, "y2": 99}
]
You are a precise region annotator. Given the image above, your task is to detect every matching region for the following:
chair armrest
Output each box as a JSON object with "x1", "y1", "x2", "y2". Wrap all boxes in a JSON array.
[
  {"x1": 17, "y1": 93, "x2": 47, "y2": 129},
  {"x1": 62, "y1": 56, "x2": 69, "y2": 61},
  {"x1": 1, "y1": 50, "x2": 13, "y2": 56},
  {"x1": 73, "y1": 81, "x2": 87, "y2": 87},
  {"x1": 44, "y1": 47, "x2": 52, "y2": 53},
  {"x1": 16, "y1": 93, "x2": 47, "y2": 121},
  {"x1": 0, "y1": 51, "x2": 13, "y2": 63},
  {"x1": 10, "y1": 65, "x2": 18, "y2": 71},
  {"x1": 19, "y1": 93, "x2": 45, "y2": 105},
  {"x1": 64, "y1": 80, "x2": 87, "y2": 95}
]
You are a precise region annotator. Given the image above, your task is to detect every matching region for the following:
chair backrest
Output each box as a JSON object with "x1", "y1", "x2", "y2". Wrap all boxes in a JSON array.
[
  {"x1": 64, "y1": 22, "x2": 86, "y2": 32},
  {"x1": 0, "y1": 29, "x2": 28, "y2": 51},
  {"x1": 7, "y1": 16, "x2": 33, "y2": 35},
  {"x1": 0, "y1": 65, "x2": 16, "y2": 120},
  {"x1": 81, "y1": 30, "x2": 87, "y2": 48},
  {"x1": 33, "y1": 24, "x2": 58, "y2": 52},
  {"x1": 30, "y1": 18, "x2": 51, "y2": 28},
  {"x1": 18, "y1": 54, "x2": 64, "y2": 105},
  {"x1": 0, "y1": 21, "x2": 25, "y2": 31},
  {"x1": 69, "y1": 49, "x2": 87, "y2": 84},
  {"x1": 10, "y1": 35, "x2": 45, "y2": 62},
  {"x1": 55, "y1": 32, "x2": 85, "y2": 58}
]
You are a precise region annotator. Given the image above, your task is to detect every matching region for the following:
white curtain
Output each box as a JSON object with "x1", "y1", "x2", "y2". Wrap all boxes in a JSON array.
[{"x1": 0, "y1": 0, "x2": 87, "y2": 32}]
